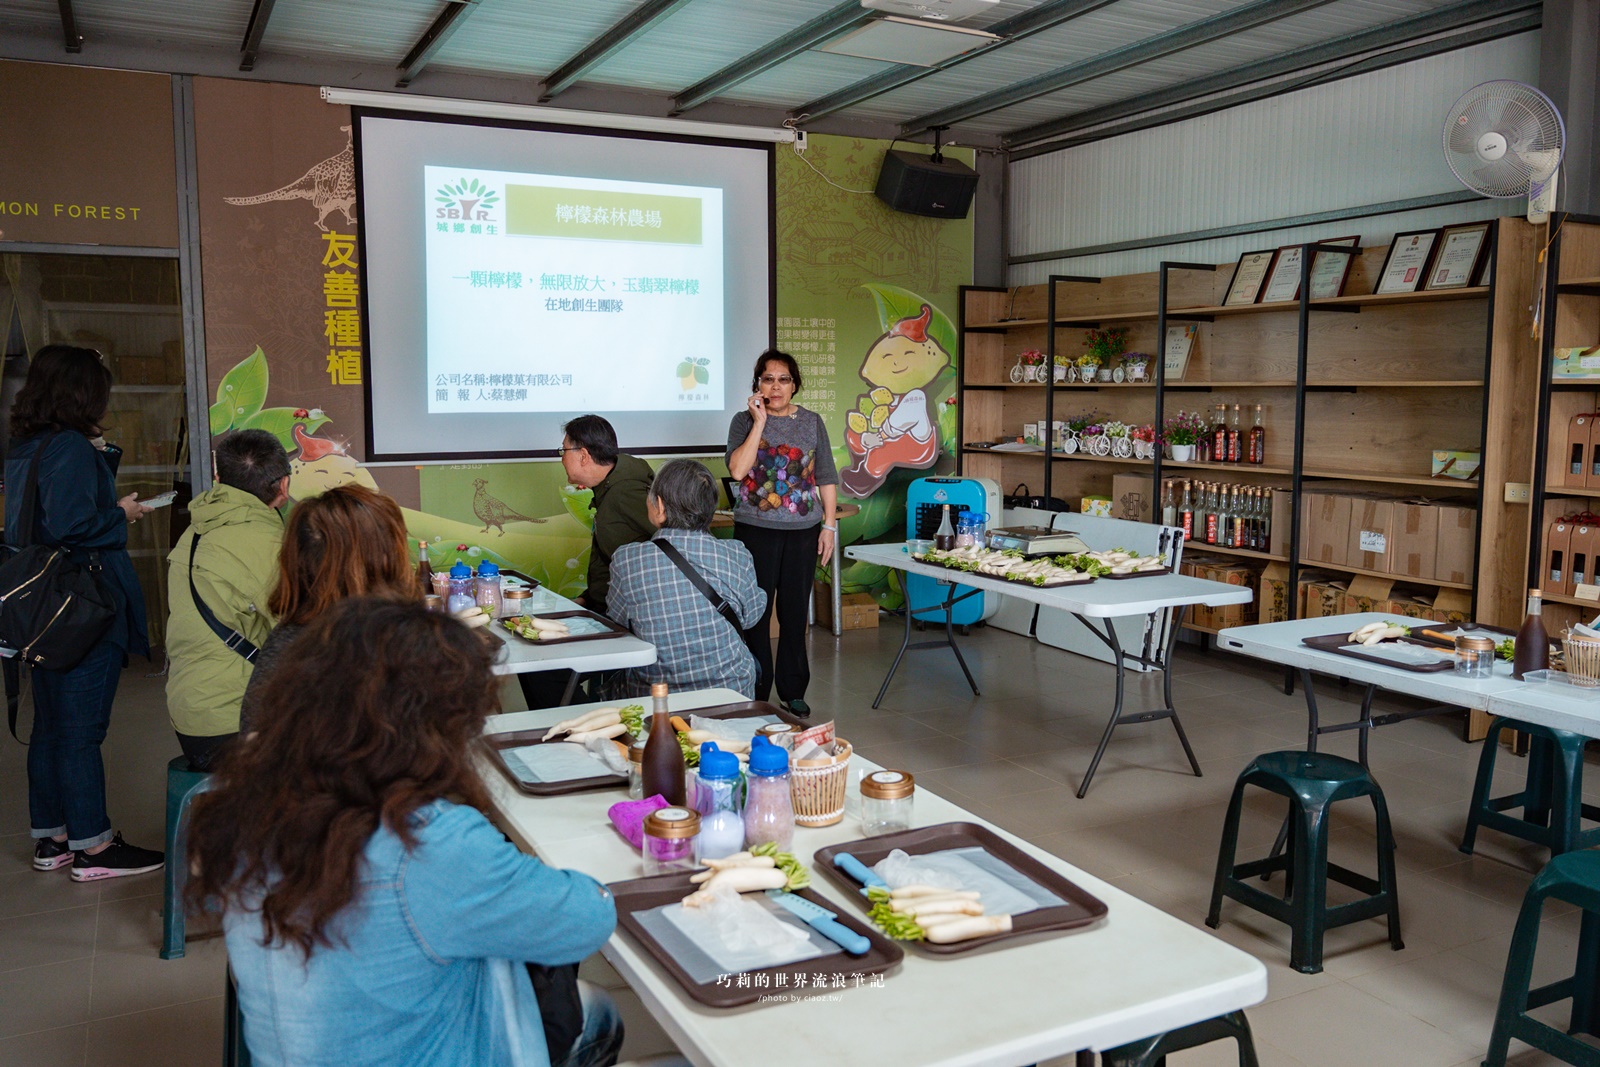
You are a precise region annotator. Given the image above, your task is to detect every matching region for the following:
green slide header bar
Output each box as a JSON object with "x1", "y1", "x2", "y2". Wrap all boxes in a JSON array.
[{"x1": 505, "y1": 185, "x2": 702, "y2": 244}]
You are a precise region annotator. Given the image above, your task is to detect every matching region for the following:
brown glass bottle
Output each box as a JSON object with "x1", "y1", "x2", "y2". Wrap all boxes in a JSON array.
[
  {"x1": 1248, "y1": 405, "x2": 1266, "y2": 465},
  {"x1": 1512, "y1": 592, "x2": 1549, "y2": 680},
  {"x1": 1212, "y1": 405, "x2": 1228, "y2": 461},
  {"x1": 641, "y1": 683, "x2": 686, "y2": 805},
  {"x1": 416, "y1": 541, "x2": 433, "y2": 599}
]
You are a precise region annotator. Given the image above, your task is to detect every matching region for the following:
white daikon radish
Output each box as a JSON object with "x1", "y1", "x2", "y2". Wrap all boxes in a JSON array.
[{"x1": 923, "y1": 914, "x2": 1013, "y2": 943}]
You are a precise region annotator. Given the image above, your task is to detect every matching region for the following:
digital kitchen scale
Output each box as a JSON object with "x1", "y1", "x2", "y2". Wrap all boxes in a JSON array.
[{"x1": 985, "y1": 526, "x2": 1090, "y2": 557}]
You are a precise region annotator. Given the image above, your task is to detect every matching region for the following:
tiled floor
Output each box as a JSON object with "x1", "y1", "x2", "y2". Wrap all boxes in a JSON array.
[{"x1": 2, "y1": 623, "x2": 1596, "y2": 1066}]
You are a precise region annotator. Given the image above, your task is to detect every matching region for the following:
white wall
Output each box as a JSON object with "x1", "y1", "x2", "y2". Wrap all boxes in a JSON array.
[{"x1": 1008, "y1": 32, "x2": 1541, "y2": 283}]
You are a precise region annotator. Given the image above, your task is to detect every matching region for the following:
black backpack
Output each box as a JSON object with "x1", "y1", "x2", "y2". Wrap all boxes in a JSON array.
[{"x1": 1, "y1": 432, "x2": 118, "y2": 738}]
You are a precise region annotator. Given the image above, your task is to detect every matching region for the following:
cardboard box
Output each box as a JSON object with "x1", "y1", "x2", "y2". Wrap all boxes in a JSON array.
[
  {"x1": 1303, "y1": 577, "x2": 1351, "y2": 619},
  {"x1": 1554, "y1": 347, "x2": 1600, "y2": 379},
  {"x1": 1435, "y1": 503, "x2": 1477, "y2": 585},
  {"x1": 1347, "y1": 497, "x2": 1395, "y2": 573},
  {"x1": 1340, "y1": 575, "x2": 1395, "y2": 616},
  {"x1": 1110, "y1": 474, "x2": 1154, "y2": 524},
  {"x1": 1268, "y1": 489, "x2": 1293, "y2": 559},
  {"x1": 813, "y1": 584, "x2": 879, "y2": 631},
  {"x1": 1192, "y1": 560, "x2": 1259, "y2": 630},
  {"x1": 1302, "y1": 493, "x2": 1352, "y2": 567},
  {"x1": 1383, "y1": 589, "x2": 1439, "y2": 620},
  {"x1": 1390, "y1": 501, "x2": 1440, "y2": 579},
  {"x1": 1431, "y1": 449, "x2": 1481, "y2": 480},
  {"x1": 1566, "y1": 414, "x2": 1593, "y2": 488},
  {"x1": 1081, "y1": 496, "x2": 1112, "y2": 517},
  {"x1": 1572, "y1": 524, "x2": 1600, "y2": 592},
  {"x1": 1543, "y1": 520, "x2": 1574, "y2": 592},
  {"x1": 1587, "y1": 415, "x2": 1600, "y2": 488},
  {"x1": 1261, "y1": 563, "x2": 1327, "y2": 624},
  {"x1": 1414, "y1": 588, "x2": 1473, "y2": 624}
]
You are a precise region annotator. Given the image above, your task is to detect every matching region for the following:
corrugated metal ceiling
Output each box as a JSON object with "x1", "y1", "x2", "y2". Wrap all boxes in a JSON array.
[{"x1": 0, "y1": 0, "x2": 1531, "y2": 149}]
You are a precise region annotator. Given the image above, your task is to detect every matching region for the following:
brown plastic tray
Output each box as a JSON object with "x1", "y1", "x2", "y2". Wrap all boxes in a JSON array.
[
  {"x1": 813, "y1": 822, "x2": 1109, "y2": 956},
  {"x1": 501, "y1": 609, "x2": 631, "y2": 646},
  {"x1": 1099, "y1": 565, "x2": 1173, "y2": 580},
  {"x1": 609, "y1": 871, "x2": 903, "y2": 1008},
  {"x1": 480, "y1": 727, "x2": 629, "y2": 796},
  {"x1": 1301, "y1": 632, "x2": 1458, "y2": 673},
  {"x1": 913, "y1": 554, "x2": 1097, "y2": 589},
  {"x1": 683, "y1": 700, "x2": 811, "y2": 728},
  {"x1": 1404, "y1": 622, "x2": 1515, "y2": 649}
]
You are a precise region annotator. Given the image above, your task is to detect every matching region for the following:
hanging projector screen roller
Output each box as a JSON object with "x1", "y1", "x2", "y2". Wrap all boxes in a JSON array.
[{"x1": 356, "y1": 111, "x2": 774, "y2": 460}]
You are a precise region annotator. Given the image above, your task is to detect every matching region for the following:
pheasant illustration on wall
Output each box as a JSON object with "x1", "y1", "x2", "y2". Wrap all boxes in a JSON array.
[
  {"x1": 473, "y1": 479, "x2": 546, "y2": 536},
  {"x1": 224, "y1": 125, "x2": 356, "y2": 232}
]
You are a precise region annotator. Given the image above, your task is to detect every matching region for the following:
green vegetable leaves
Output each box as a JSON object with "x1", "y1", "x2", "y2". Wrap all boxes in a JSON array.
[
  {"x1": 750, "y1": 842, "x2": 810, "y2": 890},
  {"x1": 867, "y1": 887, "x2": 924, "y2": 940}
]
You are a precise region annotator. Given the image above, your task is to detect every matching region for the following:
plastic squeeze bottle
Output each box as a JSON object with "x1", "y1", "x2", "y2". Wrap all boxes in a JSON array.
[
  {"x1": 641, "y1": 683, "x2": 686, "y2": 805},
  {"x1": 743, "y1": 736, "x2": 794, "y2": 852},
  {"x1": 446, "y1": 560, "x2": 476, "y2": 613},
  {"x1": 696, "y1": 743, "x2": 745, "y2": 860},
  {"x1": 474, "y1": 560, "x2": 504, "y2": 618}
]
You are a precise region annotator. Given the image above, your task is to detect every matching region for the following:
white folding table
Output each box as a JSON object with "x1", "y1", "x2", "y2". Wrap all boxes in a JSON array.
[
  {"x1": 479, "y1": 691, "x2": 1268, "y2": 1067},
  {"x1": 487, "y1": 584, "x2": 656, "y2": 705},
  {"x1": 847, "y1": 542, "x2": 1255, "y2": 796}
]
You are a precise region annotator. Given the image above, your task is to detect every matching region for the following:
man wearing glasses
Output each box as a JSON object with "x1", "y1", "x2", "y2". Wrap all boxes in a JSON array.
[{"x1": 559, "y1": 414, "x2": 655, "y2": 618}]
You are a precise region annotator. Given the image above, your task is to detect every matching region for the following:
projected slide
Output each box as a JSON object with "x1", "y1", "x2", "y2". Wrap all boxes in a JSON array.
[{"x1": 425, "y1": 167, "x2": 723, "y2": 414}]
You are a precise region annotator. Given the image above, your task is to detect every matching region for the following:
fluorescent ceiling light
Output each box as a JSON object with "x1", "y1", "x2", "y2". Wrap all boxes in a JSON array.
[
  {"x1": 319, "y1": 87, "x2": 796, "y2": 143},
  {"x1": 819, "y1": 16, "x2": 998, "y2": 67},
  {"x1": 861, "y1": 0, "x2": 998, "y2": 21}
]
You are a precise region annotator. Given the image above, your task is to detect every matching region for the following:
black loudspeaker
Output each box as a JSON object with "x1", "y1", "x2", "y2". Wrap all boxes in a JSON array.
[{"x1": 874, "y1": 149, "x2": 978, "y2": 219}]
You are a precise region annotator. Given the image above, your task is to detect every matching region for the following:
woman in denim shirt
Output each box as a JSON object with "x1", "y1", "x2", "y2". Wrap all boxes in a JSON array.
[{"x1": 187, "y1": 598, "x2": 628, "y2": 1067}]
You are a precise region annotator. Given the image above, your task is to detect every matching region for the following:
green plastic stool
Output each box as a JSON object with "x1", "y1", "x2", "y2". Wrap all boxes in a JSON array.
[
  {"x1": 1461, "y1": 719, "x2": 1600, "y2": 858},
  {"x1": 1206, "y1": 750, "x2": 1403, "y2": 974},
  {"x1": 1099, "y1": 1011, "x2": 1260, "y2": 1067},
  {"x1": 161, "y1": 755, "x2": 213, "y2": 960},
  {"x1": 1484, "y1": 850, "x2": 1600, "y2": 1067}
]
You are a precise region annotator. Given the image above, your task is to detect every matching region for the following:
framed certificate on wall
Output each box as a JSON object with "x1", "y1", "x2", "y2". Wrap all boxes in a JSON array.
[
  {"x1": 1424, "y1": 222, "x2": 1491, "y2": 290},
  {"x1": 1258, "y1": 245, "x2": 1304, "y2": 304},
  {"x1": 1163, "y1": 324, "x2": 1196, "y2": 381},
  {"x1": 1375, "y1": 230, "x2": 1439, "y2": 294},
  {"x1": 1223, "y1": 249, "x2": 1276, "y2": 305},
  {"x1": 1307, "y1": 236, "x2": 1360, "y2": 299}
]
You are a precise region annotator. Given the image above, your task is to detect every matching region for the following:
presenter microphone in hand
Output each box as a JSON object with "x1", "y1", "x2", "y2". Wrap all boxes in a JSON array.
[{"x1": 725, "y1": 350, "x2": 838, "y2": 718}]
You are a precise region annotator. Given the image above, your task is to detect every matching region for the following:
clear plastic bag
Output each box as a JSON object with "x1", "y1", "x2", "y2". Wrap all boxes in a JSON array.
[{"x1": 661, "y1": 888, "x2": 823, "y2": 975}]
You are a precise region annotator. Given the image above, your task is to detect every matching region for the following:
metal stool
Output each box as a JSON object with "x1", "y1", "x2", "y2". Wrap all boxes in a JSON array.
[
  {"x1": 1100, "y1": 1011, "x2": 1260, "y2": 1067},
  {"x1": 1485, "y1": 850, "x2": 1600, "y2": 1067},
  {"x1": 1206, "y1": 750, "x2": 1403, "y2": 974},
  {"x1": 1461, "y1": 719, "x2": 1600, "y2": 858},
  {"x1": 161, "y1": 755, "x2": 213, "y2": 960}
]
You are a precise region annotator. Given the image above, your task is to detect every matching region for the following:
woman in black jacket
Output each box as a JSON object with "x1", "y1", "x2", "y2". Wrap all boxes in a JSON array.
[{"x1": 7, "y1": 346, "x2": 163, "y2": 881}]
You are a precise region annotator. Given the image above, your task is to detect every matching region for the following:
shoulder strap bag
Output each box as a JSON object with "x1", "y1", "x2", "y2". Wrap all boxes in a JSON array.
[
  {"x1": 187, "y1": 534, "x2": 260, "y2": 663},
  {"x1": 653, "y1": 539, "x2": 744, "y2": 632},
  {"x1": 1, "y1": 431, "x2": 119, "y2": 741}
]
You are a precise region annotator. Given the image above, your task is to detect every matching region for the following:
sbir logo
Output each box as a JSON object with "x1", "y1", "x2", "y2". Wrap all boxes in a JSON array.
[{"x1": 434, "y1": 178, "x2": 500, "y2": 223}]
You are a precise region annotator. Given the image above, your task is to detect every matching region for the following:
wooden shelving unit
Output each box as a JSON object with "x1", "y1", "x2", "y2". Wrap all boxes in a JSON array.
[
  {"x1": 958, "y1": 221, "x2": 1542, "y2": 648},
  {"x1": 1522, "y1": 214, "x2": 1600, "y2": 639}
]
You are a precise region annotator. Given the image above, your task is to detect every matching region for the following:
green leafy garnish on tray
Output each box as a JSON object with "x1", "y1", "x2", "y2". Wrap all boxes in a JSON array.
[
  {"x1": 616, "y1": 704, "x2": 700, "y2": 766},
  {"x1": 750, "y1": 842, "x2": 810, "y2": 890},
  {"x1": 1497, "y1": 638, "x2": 1516, "y2": 662},
  {"x1": 866, "y1": 887, "x2": 925, "y2": 940}
]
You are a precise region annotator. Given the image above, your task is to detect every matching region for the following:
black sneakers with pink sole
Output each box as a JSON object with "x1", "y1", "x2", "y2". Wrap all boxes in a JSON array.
[
  {"x1": 32, "y1": 838, "x2": 74, "y2": 872},
  {"x1": 70, "y1": 834, "x2": 164, "y2": 882}
]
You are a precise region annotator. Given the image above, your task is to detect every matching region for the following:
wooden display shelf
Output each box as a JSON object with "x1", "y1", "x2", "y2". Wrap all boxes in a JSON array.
[
  {"x1": 1300, "y1": 558, "x2": 1474, "y2": 591},
  {"x1": 1542, "y1": 484, "x2": 1600, "y2": 500},
  {"x1": 1164, "y1": 287, "x2": 1492, "y2": 320},
  {"x1": 1556, "y1": 275, "x2": 1600, "y2": 295},
  {"x1": 1306, "y1": 380, "x2": 1483, "y2": 388},
  {"x1": 1537, "y1": 590, "x2": 1600, "y2": 609},
  {"x1": 1185, "y1": 542, "x2": 1287, "y2": 563},
  {"x1": 1049, "y1": 452, "x2": 1153, "y2": 466},
  {"x1": 1165, "y1": 459, "x2": 1293, "y2": 476},
  {"x1": 1301, "y1": 467, "x2": 1473, "y2": 489},
  {"x1": 1166, "y1": 380, "x2": 1295, "y2": 388}
]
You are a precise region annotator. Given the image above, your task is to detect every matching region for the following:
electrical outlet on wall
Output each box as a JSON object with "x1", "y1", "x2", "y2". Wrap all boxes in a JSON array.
[{"x1": 1505, "y1": 482, "x2": 1531, "y2": 503}]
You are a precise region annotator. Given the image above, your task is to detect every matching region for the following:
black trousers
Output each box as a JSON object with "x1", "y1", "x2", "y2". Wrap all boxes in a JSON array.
[
  {"x1": 735, "y1": 522, "x2": 819, "y2": 703},
  {"x1": 175, "y1": 731, "x2": 237, "y2": 773}
]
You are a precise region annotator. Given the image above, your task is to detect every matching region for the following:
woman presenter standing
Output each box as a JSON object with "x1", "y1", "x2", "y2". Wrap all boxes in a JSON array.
[{"x1": 726, "y1": 350, "x2": 838, "y2": 718}]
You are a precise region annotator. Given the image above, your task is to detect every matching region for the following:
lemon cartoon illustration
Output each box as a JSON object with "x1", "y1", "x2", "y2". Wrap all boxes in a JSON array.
[{"x1": 841, "y1": 304, "x2": 951, "y2": 498}]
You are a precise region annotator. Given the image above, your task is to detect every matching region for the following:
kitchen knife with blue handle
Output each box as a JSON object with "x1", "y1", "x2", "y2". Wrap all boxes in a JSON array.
[
  {"x1": 765, "y1": 889, "x2": 872, "y2": 956},
  {"x1": 833, "y1": 852, "x2": 889, "y2": 895}
]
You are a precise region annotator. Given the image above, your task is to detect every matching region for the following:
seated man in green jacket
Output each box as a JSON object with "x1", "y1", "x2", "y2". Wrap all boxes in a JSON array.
[
  {"x1": 165, "y1": 429, "x2": 289, "y2": 770},
  {"x1": 560, "y1": 414, "x2": 655, "y2": 618}
]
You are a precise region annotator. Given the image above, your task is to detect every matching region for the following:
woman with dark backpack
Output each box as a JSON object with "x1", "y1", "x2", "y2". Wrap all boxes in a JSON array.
[{"x1": 5, "y1": 345, "x2": 163, "y2": 880}]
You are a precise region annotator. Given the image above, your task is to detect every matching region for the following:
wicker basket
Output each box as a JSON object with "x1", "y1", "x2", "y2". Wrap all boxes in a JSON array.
[
  {"x1": 789, "y1": 739, "x2": 852, "y2": 827},
  {"x1": 1563, "y1": 632, "x2": 1600, "y2": 687}
]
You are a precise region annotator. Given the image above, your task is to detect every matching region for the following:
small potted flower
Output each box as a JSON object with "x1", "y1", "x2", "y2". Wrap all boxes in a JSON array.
[
  {"x1": 1053, "y1": 353, "x2": 1073, "y2": 383},
  {"x1": 1163, "y1": 410, "x2": 1207, "y2": 462},
  {"x1": 1019, "y1": 349, "x2": 1045, "y2": 382},
  {"x1": 1083, "y1": 327, "x2": 1129, "y2": 384},
  {"x1": 1075, "y1": 352, "x2": 1101, "y2": 385},
  {"x1": 1123, "y1": 351, "x2": 1152, "y2": 383},
  {"x1": 1104, "y1": 420, "x2": 1133, "y2": 458},
  {"x1": 1130, "y1": 423, "x2": 1157, "y2": 460},
  {"x1": 1082, "y1": 422, "x2": 1111, "y2": 456},
  {"x1": 1061, "y1": 412, "x2": 1095, "y2": 454}
]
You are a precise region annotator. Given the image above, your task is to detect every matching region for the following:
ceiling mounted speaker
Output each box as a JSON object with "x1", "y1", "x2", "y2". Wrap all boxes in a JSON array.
[{"x1": 874, "y1": 132, "x2": 977, "y2": 219}]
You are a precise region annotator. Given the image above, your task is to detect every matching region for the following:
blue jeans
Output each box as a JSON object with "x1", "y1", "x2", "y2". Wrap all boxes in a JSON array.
[
  {"x1": 28, "y1": 639, "x2": 123, "y2": 851},
  {"x1": 556, "y1": 982, "x2": 690, "y2": 1067}
]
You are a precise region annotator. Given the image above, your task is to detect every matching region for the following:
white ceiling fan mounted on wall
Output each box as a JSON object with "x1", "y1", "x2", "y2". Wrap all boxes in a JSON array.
[{"x1": 1442, "y1": 80, "x2": 1566, "y2": 223}]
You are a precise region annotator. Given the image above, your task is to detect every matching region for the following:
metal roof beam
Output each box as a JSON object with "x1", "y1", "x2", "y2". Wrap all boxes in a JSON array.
[
  {"x1": 57, "y1": 0, "x2": 81, "y2": 53},
  {"x1": 396, "y1": 0, "x2": 479, "y2": 89},
  {"x1": 901, "y1": 0, "x2": 1337, "y2": 136},
  {"x1": 671, "y1": 1, "x2": 872, "y2": 115},
  {"x1": 1005, "y1": 0, "x2": 1540, "y2": 151},
  {"x1": 542, "y1": 0, "x2": 698, "y2": 102},
  {"x1": 794, "y1": 0, "x2": 1119, "y2": 123},
  {"x1": 239, "y1": 0, "x2": 277, "y2": 72}
]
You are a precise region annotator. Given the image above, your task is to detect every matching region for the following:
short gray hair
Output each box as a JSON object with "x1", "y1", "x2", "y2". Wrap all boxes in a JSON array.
[{"x1": 649, "y1": 460, "x2": 718, "y2": 531}]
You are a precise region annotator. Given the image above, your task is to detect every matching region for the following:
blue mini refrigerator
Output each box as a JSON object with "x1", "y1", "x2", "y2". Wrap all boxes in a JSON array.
[{"x1": 905, "y1": 477, "x2": 1001, "y2": 626}]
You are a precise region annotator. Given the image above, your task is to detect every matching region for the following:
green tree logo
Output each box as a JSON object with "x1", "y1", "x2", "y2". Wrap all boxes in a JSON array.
[{"x1": 435, "y1": 177, "x2": 501, "y2": 220}]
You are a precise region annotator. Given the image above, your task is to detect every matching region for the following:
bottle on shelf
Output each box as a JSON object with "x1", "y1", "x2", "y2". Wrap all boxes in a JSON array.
[
  {"x1": 935, "y1": 504, "x2": 955, "y2": 551},
  {"x1": 1512, "y1": 591, "x2": 1549, "y2": 680},
  {"x1": 1249, "y1": 405, "x2": 1267, "y2": 465},
  {"x1": 642, "y1": 682, "x2": 687, "y2": 805},
  {"x1": 1227, "y1": 405, "x2": 1242, "y2": 464},
  {"x1": 1259, "y1": 488, "x2": 1273, "y2": 552},
  {"x1": 1161, "y1": 480, "x2": 1176, "y2": 527},
  {"x1": 1179, "y1": 480, "x2": 1193, "y2": 540},
  {"x1": 1232, "y1": 486, "x2": 1246, "y2": 548},
  {"x1": 1212, "y1": 405, "x2": 1229, "y2": 461},
  {"x1": 1204, "y1": 483, "x2": 1219, "y2": 545},
  {"x1": 416, "y1": 541, "x2": 433, "y2": 599}
]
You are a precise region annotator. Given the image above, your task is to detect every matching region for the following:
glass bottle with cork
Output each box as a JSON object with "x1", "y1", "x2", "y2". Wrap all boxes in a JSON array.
[
  {"x1": 641, "y1": 682, "x2": 686, "y2": 805},
  {"x1": 1161, "y1": 480, "x2": 1176, "y2": 527},
  {"x1": 1179, "y1": 480, "x2": 1194, "y2": 540},
  {"x1": 415, "y1": 541, "x2": 432, "y2": 599},
  {"x1": 1212, "y1": 405, "x2": 1229, "y2": 462},
  {"x1": 1227, "y1": 404, "x2": 1242, "y2": 463},
  {"x1": 935, "y1": 504, "x2": 955, "y2": 551},
  {"x1": 1512, "y1": 591, "x2": 1549, "y2": 680},
  {"x1": 1248, "y1": 404, "x2": 1267, "y2": 465}
]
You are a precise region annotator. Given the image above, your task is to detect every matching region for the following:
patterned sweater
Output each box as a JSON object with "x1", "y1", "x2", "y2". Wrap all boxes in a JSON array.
[{"x1": 725, "y1": 407, "x2": 838, "y2": 530}]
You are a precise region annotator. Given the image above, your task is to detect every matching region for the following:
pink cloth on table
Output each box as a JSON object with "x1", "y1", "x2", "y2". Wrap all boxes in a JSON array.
[{"x1": 608, "y1": 795, "x2": 669, "y2": 850}]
